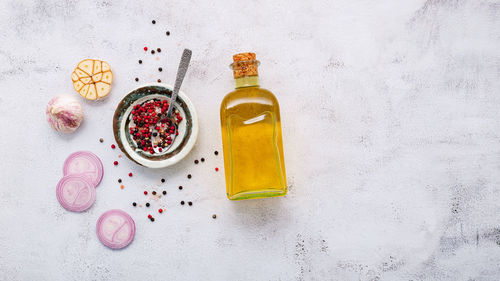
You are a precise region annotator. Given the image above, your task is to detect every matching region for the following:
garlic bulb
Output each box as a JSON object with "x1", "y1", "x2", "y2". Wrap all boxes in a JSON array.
[{"x1": 46, "y1": 95, "x2": 84, "y2": 133}]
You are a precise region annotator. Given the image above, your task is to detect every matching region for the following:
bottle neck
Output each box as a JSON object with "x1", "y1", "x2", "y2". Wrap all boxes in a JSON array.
[{"x1": 235, "y1": 76, "x2": 260, "y2": 89}]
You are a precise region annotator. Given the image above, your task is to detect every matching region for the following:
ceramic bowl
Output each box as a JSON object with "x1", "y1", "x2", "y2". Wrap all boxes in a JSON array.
[{"x1": 113, "y1": 83, "x2": 198, "y2": 168}]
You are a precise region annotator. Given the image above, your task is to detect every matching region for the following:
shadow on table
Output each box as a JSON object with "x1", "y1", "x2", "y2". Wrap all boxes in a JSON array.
[{"x1": 229, "y1": 196, "x2": 291, "y2": 228}]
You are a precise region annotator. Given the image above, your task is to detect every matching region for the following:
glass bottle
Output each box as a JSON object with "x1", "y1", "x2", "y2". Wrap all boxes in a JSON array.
[{"x1": 220, "y1": 52, "x2": 287, "y2": 200}]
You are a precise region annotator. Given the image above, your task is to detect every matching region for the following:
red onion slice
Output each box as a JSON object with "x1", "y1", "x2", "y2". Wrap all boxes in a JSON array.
[
  {"x1": 63, "y1": 151, "x2": 103, "y2": 187},
  {"x1": 96, "y1": 209, "x2": 135, "y2": 249},
  {"x1": 56, "y1": 175, "x2": 96, "y2": 212}
]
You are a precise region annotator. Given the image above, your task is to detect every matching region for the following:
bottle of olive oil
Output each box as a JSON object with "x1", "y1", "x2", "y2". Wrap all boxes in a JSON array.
[{"x1": 220, "y1": 52, "x2": 287, "y2": 200}]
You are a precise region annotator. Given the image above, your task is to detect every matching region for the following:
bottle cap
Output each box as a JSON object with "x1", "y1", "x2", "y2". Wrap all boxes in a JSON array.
[{"x1": 231, "y1": 52, "x2": 260, "y2": 78}]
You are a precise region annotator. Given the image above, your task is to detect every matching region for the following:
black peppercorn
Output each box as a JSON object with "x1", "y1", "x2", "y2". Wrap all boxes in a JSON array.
[
  {"x1": 138, "y1": 60, "x2": 142, "y2": 64},
  {"x1": 146, "y1": 203, "x2": 150, "y2": 207},
  {"x1": 214, "y1": 151, "x2": 219, "y2": 155},
  {"x1": 157, "y1": 48, "x2": 161, "y2": 52},
  {"x1": 150, "y1": 217, "x2": 155, "y2": 222},
  {"x1": 178, "y1": 186, "x2": 183, "y2": 190},
  {"x1": 152, "y1": 191, "x2": 157, "y2": 195},
  {"x1": 132, "y1": 202, "x2": 137, "y2": 207},
  {"x1": 161, "y1": 178, "x2": 165, "y2": 183},
  {"x1": 157, "y1": 79, "x2": 161, "y2": 83},
  {"x1": 201, "y1": 158, "x2": 205, "y2": 162},
  {"x1": 166, "y1": 31, "x2": 170, "y2": 36},
  {"x1": 194, "y1": 160, "x2": 199, "y2": 164},
  {"x1": 135, "y1": 77, "x2": 139, "y2": 82},
  {"x1": 151, "y1": 50, "x2": 155, "y2": 54},
  {"x1": 152, "y1": 20, "x2": 156, "y2": 24},
  {"x1": 162, "y1": 190, "x2": 166, "y2": 195},
  {"x1": 158, "y1": 67, "x2": 162, "y2": 72},
  {"x1": 188, "y1": 201, "x2": 192, "y2": 206},
  {"x1": 118, "y1": 179, "x2": 122, "y2": 183},
  {"x1": 187, "y1": 174, "x2": 192, "y2": 179},
  {"x1": 180, "y1": 201, "x2": 185, "y2": 205},
  {"x1": 212, "y1": 214, "x2": 216, "y2": 219},
  {"x1": 99, "y1": 138, "x2": 104, "y2": 143}
]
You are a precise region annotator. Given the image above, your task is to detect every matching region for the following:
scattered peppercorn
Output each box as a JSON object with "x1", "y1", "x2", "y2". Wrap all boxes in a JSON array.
[
  {"x1": 157, "y1": 79, "x2": 161, "y2": 83},
  {"x1": 146, "y1": 203, "x2": 150, "y2": 207},
  {"x1": 162, "y1": 190, "x2": 166, "y2": 195},
  {"x1": 166, "y1": 31, "x2": 170, "y2": 36},
  {"x1": 144, "y1": 191, "x2": 148, "y2": 195},
  {"x1": 178, "y1": 186, "x2": 183, "y2": 190},
  {"x1": 212, "y1": 214, "x2": 216, "y2": 219},
  {"x1": 188, "y1": 201, "x2": 192, "y2": 206},
  {"x1": 150, "y1": 217, "x2": 155, "y2": 222},
  {"x1": 158, "y1": 209, "x2": 163, "y2": 213},
  {"x1": 135, "y1": 77, "x2": 139, "y2": 82},
  {"x1": 133, "y1": 202, "x2": 137, "y2": 206},
  {"x1": 129, "y1": 172, "x2": 133, "y2": 177},
  {"x1": 151, "y1": 50, "x2": 155, "y2": 54},
  {"x1": 144, "y1": 47, "x2": 148, "y2": 51},
  {"x1": 118, "y1": 179, "x2": 122, "y2": 183},
  {"x1": 152, "y1": 20, "x2": 156, "y2": 24},
  {"x1": 148, "y1": 214, "x2": 152, "y2": 219},
  {"x1": 114, "y1": 161, "x2": 118, "y2": 166},
  {"x1": 214, "y1": 151, "x2": 219, "y2": 155},
  {"x1": 138, "y1": 60, "x2": 142, "y2": 64},
  {"x1": 120, "y1": 185, "x2": 124, "y2": 189},
  {"x1": 180, "y1": 201, "x2": 185, "y2": 205},
  {"x1": 194, "y1": 159, "x2": 199, "y2": 164},
  {"x1": 161, "y1": 178, "x2": 165, "y2": 183},
  {"x1": 201, "y1": 158, "x2": 205, "y2": 162},
  {"x1": 111, "y1": 144, "x2": 116, "y2": 149},
  {"x1": 152, "y1": 191, "x2": 157, "y2": 195},
  {"x1": 158, "y1": 67, "x2": 162, "y2": 72},
  {"x1": 187, "y1": 174, "x2": 192, "y2": 179},
  {"x1": 157, "y1": 48, "x2": 161, "y2": 52},
  {"x1": 99, "y1": 138, "x2": 104, "y2": 143},
  {"x1": 215, "y1": 167, "x2": 219, "y2": 172}
]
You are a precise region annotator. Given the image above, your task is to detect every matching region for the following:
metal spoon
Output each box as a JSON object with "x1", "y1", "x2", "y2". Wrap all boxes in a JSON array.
[{"x1": 152, "y1": 49, "x2": 192, "y2": 153}]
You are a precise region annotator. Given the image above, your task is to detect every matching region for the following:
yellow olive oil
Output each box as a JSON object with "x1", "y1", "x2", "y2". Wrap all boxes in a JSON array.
[{"x1": 220, "y1": 53, "x2": 287, "y2": 200}]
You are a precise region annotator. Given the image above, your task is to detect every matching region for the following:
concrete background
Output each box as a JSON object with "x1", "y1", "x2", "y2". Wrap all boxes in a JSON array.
[{"x1": 0, "y1": 0, "x2": 499, "y2": 280}]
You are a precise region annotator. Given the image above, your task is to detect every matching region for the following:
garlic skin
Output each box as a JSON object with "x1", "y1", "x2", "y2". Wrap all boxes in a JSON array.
[{"x1": 46, "y1": 95, "x2": 84, "y2": 133}]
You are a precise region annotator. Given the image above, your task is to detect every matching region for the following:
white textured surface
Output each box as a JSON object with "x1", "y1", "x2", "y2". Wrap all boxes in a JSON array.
[{"x1": 0, "y1": 0, "x2": 499, "y2": 280}]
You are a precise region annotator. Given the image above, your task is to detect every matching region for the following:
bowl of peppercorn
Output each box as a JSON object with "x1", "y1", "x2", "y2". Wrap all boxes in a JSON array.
[{"x1": 113, "y1": 83, "x2": 198, "y2": 168}]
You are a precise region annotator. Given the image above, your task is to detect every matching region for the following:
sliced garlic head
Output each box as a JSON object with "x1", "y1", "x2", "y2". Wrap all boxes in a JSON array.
[{"x1": 72, "y1": 59, "x2": 113, "y2": 100}]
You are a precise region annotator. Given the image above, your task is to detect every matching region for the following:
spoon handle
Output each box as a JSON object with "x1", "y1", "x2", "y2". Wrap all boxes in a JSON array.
[{"x1": 167, "y1": 49, "x2": 192, "y2": 117}]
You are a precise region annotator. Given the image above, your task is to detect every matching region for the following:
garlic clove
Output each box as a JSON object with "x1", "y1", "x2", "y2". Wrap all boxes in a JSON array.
[
  {"x1": 75, "y1": 68, "x2": 89, "y2": 78},
  {"x1": 80, "y1": 77, "x2": 92, "y2": 84},
  {"x1": 101, "y1": 71, "x2": 113, "y2": 84},
  {"x1": 78, "y1": 59, "x2": 94, "y2": 75},
  {"x1": 92, "y1": 73, "x2": 102, "y2": 82},
  {"x1": 93, "y1": 60, "x2": 102, "y2": 74},
  {"x1": 102, "y1": 61, "x2": 111, "y2": 72},
  {"x1": 95, "y1": 82, "x2": 111, "y2": 98},
  {"x1": 73, "y1": 80, "x2": 84, "y2": 91},
  {"x1": 87, "y1": 84, "x2": 97, "y2": 100},
  {"x1": 79, "y1": 84, "x2": 90, "y2": 97}
]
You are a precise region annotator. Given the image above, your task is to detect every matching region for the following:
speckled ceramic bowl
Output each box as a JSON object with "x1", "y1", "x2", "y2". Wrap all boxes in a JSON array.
[{"x1": 113, "y1": 83, "x2": 198, "y2": 168}]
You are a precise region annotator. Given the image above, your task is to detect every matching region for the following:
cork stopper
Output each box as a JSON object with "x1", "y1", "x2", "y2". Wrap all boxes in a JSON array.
[{"x1": 230, "y1": 52, "x2": 260, "y2": 78}]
